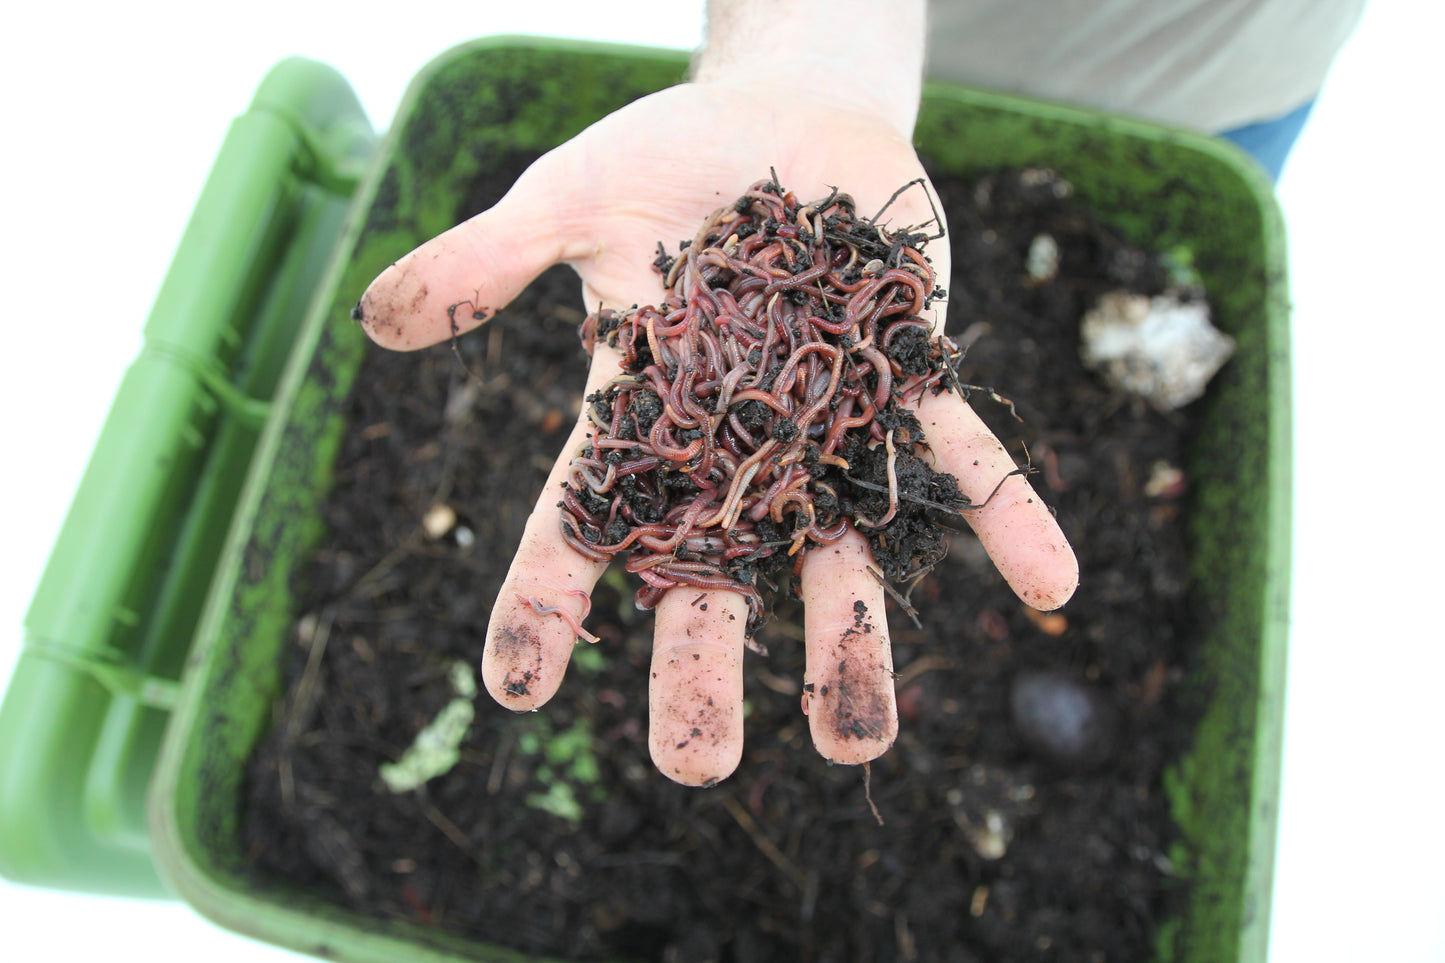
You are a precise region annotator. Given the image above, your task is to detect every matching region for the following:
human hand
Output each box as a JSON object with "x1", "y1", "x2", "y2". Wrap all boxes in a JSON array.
[
  {"x1": 356, "y1": 7, "x2": 1076, "y2": 787},
  {"x1": 355, "y1": 80, "x2": 1077, "y2": 785}
]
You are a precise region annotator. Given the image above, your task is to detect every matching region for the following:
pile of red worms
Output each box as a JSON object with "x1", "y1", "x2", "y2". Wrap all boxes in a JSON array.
[{"x1": 564, "y1": 176, "x2": 976, "y2": 633}]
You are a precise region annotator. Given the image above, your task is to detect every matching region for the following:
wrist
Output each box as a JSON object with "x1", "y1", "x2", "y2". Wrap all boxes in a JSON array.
[{"x1": 690, "y1": 0, "x2": 927, "y2": 138}]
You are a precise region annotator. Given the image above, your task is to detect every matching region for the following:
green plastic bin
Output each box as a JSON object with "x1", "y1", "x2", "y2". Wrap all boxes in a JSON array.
[
  {"x1": 5, "y1": 35, "x2": 1290, "y2": 963},
  {"x1": 0, "y1": 57, "x2": 376, "y2": 897}
]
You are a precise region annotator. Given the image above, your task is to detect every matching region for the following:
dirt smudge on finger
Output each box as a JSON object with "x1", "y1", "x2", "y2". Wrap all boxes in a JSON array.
[
  {"x1": 490, "y1": 621, "x2": 543, "y2": 702},
  {"x1": 806, "y1": 600, "x2": 896, "y2": 747},
  {"x1": 827, "y1": 673, "x2": 893, "y2": 745}
]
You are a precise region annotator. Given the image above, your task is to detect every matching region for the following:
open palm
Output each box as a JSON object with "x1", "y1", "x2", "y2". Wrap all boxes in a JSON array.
[{"x1": 357, "y1": 80, "x2": 1077, "y2": 786}]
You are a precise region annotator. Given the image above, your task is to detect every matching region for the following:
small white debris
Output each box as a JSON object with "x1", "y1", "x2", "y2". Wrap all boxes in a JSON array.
[
  {"x1": 1143, "y1": 460, "x2": 1187, "y2": 499},
  {"x1": 964, "y1": 809, "x2": 1011, "y2": 860},
  {"x1": 443, "y1": 381, "x2": 480, "y2": 424},
  {"x1": 950, "y1": 797, "x2": 1012, "y2": 860},
  {"x1": 422, "y1": 503, "x2": 457, "y2": 540},
  {"x1": 1080, "y1": 290, "x2": 1234, "y2": 410},
  {"x1": 454, "y1": 526, "x2": 476, "y2": 549},
  {"x1": 1019, "y1": 167, "x2": 1074, "y2": 199},
  {"x1": 295, "y1": 612, "x2": 318, "y2": 643},
  {"x1": 1025, "y1": 234, "x2": 1060, "y2": 282}
]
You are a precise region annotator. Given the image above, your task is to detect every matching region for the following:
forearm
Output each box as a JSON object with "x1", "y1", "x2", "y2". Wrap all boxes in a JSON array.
[{"x1": 691, "y1": 0, "x2": 928, "y2": 138}]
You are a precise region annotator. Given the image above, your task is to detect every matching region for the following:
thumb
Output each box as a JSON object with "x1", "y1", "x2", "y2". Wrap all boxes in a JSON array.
[{"x1": 354, "y1": 182, "x2": 569, "y2": 351}]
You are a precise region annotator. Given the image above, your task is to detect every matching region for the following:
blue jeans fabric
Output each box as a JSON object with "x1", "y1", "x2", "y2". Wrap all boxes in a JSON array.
[{"x1": 1217, "y1": 99, "x2": 1316, "y2": 181}]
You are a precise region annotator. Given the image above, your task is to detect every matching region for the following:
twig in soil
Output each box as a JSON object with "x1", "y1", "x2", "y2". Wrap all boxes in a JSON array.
[
  {"x1": 867, "y1": 564, "x2": 921, "y2": 630},
  {"x1": 722, "y1": 795, "x2": 807, "y2": 891},
  {"x1": 283, "y1": 611, "x2": 334, "y2": 741},
  {"x1": 930, "y1": 466, "x2": 1036, "y2": 533},
  {"x1": 485, "y1": 733, "x2": 513, "y2": 796},
  {"x1": 892, "y1": 654, "x2": 960, "y2": 691},
  {"x1": 863, "y1": 762, "x2": 885, "y2": 827},
  {"x1": 895, "y1": 912, "x2": 918, "y2": 961},
  {"x1": 415, "y1": 787, "x2": 488, "y2": 872},
  {"x1": 868, "y1": 177, "x2": 943, "y2": 244},
  {"x1": 277, "y1": 608, "x2": 335, "y2": 811},
  {"x1": 842, "y1": 459, "x2": 1033, "y2": 534},
  {"x1": 345, "y1": 531, "x2": 425, "y2": 601},
  {"x1": 946, "y1": 372, "x2": 1025, "y2": 423},
  {"x1": 445, "y1": 297, "x2": 491, "y2": 384}
]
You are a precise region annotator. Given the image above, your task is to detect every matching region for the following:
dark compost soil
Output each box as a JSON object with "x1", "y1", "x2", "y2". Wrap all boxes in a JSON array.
[{"x1": 243, "y1": 160, "x2": 1199, "y2": 963}]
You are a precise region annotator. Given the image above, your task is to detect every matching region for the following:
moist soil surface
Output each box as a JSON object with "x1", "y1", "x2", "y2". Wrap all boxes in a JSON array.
[{"x1": 244, "y1": 162, "x2": 1198, "y2": 963}]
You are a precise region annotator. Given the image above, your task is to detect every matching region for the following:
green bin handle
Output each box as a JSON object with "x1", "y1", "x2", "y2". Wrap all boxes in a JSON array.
[{"x1": 0, "y1": 57, "x2": 377, "y2": 897}]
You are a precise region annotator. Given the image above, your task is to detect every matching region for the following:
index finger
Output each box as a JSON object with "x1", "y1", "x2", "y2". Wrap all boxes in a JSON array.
[{"x1": 481, "y1": 346, "x2": 621, "y2": 709}]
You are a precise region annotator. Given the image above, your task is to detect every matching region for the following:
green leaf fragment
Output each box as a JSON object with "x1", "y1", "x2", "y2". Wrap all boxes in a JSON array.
[{"x1": 379, "y1": 661, "x2": 477, "y2": 793}]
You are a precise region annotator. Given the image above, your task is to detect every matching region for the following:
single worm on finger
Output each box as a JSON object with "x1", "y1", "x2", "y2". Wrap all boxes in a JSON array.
[{"x1": 517, "y1": 591, "x2": 600, "y2": 645}]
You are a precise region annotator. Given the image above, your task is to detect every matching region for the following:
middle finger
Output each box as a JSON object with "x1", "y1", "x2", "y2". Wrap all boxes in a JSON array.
[
  {"x1": 648, "y1": 587, "x2": 749, "y2": 786},
  {"x1": 800, "y1": 527, "x2": 898, "y2": 764}
]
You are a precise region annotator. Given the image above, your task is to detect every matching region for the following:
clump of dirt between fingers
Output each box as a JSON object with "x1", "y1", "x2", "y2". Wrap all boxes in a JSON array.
[{"x1": 242, "y1": 158, "x2": 1201, "y2": 963}]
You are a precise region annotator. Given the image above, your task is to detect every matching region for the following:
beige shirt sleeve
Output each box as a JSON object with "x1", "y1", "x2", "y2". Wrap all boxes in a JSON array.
[{"x1": 924, "y1": 0, "x2": 1365, "y2": 131}]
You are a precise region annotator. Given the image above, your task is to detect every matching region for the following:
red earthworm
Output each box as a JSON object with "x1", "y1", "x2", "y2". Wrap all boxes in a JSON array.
[
  {"x1": 702, "y1": 439, "x2": 778, "y2": 529},
  {"x1": 770, "y1": 486, "x2": 814, "y2": 526},
  {"x1": 749, "y1": 462, "x2": 802, "y2": 523},
  {"x1": 821, "y1": 393, "x2": 869, "y2": 457},
  {"x1": 786, "y1": 502, "x2": 818, "y2": 556},
  {"x1": 725, "y1": 411, "x2": 760, "y2": 452},
  {"x1": 648, "y1": 419, "x2": 704, "y2": 463},
  {"x1": 713, "y1": 361, "x2": 753, "y2": 414},
  {"x1": 726, "y1": 388, "x2": 792, "y2": 417},
  {"x1": 558, "y1": 514, "x2": 610, "y2": 562},
  {"x1": 572, "y1": 462, "x2": 617, "y2": 495},
  {"x1": 638, "y1": 563, "x2": 764, "y2": 623},
  {"x1": 589, "y1": 435, "x2": 650, "y2": 453},
  {"x1": 764, "y1": 258, "x2": 829, "y2": 296},
  {"x1": 695, "y1": 328, "x2": 726, "y2": 381},
  {"x1": 719, "y1": 329, "x2": 748, "y2": 369},
  {"x1": 720, "y1": 540, "x2": 766, "y2": 562},
  {"x1": 614, "y1": 454, "x2": 665, "y2": 476},
  {"x1": 881, "y1": 317, "x2": 934, "y2": 350},
  {"x1": 858, "y1": 343, "x2": 894, "y2": 410},
  {"x1": 671, "y1": 363, "x2": 715, "y2": 437},
  {"x1": 879, "y1": 267, "x2": 930, "y2": 316},
  {"x1": 598, "y1": 522, "x2": 688, "y2": 556},
  {"x1": 755, "y1": 306, "x2": 783, "y2": 370},
  {"x1": 805, "y1": 311, "x2": 860, "y2": 335},
  {"x1": 773, "y1": 342, "x2": 839, "y2": 397},
  {"x1": 808, "y1": 516, "x2": 851, "y2": 543},
  {"x1": 630, "y1": 567, "x2": 678, "y2": 592},
  {"x1": 897, "y1": 368, "x2": 949, "y2": 406},
  {"x1": 793, "y1": 349, "x2": 845, "y2": 430},
  {"x1": 643, "y1": 313, "x2": 669, "y2": 374},
  {"x1": 559, "y1": 483, "x2": 604, "y2": 523},
  {"x1": 515, "y1": 593, "x2": 601, "y2": 645}
]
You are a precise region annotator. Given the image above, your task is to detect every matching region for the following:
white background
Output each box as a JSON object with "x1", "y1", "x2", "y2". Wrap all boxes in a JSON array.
[{"x1": 1, "y1": 3, "x2": 1440, "y2": 961}]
